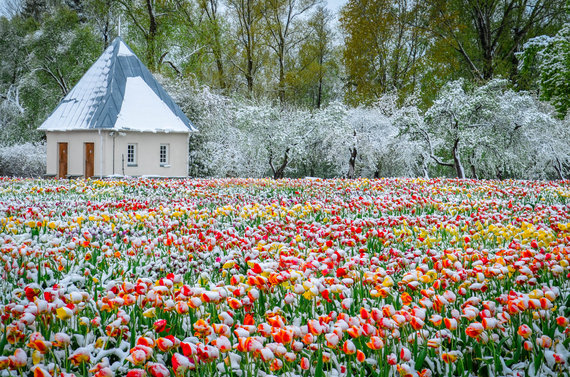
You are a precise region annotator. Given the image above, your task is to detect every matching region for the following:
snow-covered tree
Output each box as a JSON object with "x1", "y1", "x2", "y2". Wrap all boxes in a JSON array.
[
  {"x1": 236, "y1": 102, "x2": 317, "y2": 179},
  {"x1": 519, "y1": 24, "x2": 570, "y2": 118},
  {"x1": 0, "y1": 141, "x2": 46, "y2": 177},
  {"x1": 321, "y1": 96, "x2": 426, "y2": 178},
  {"x1": 404, "y1": 79, "x2": 568, "y2": 179}
]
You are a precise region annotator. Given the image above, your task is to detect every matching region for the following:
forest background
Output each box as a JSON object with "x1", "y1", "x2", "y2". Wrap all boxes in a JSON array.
[{"x1": 1, "y1": 0, "x2": 569, "y2": 180}]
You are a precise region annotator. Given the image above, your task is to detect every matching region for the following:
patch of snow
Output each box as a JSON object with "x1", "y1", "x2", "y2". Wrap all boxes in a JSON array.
[
  {"x1": 113, "y1": 77, "x2": 190, "y2": 133},
  {"x1": 117, "y1": 41, "x2": 134, "y2": 57}
]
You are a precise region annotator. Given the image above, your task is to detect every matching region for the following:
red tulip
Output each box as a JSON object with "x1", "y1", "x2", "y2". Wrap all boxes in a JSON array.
[
  {"x1": 126, "y1": 369, "x2": 146, "y2": 377},
  {"x1": 556, "y1": 316, "x2": 569, "y2": 328},
  {"x1": 400, "y1": 347, "x2": 411, "y2": 362},
  {"x1": 153, "y1": 319, "x2": 167, "y2": 333},
  {"x1": 147, "y1": 363, "x2": 170, "y2": 377},
  {"x1": 172, "y1": 353, "x2": 193, "y2": 376}
]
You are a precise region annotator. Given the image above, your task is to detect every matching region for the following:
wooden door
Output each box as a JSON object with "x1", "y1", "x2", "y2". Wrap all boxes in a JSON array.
[
  {"x1": 58, "y1": 143, "x2": 68, "y2": 178},
  {"x1": 84, "y1": 142, "x2": 94, "y2": 178}
]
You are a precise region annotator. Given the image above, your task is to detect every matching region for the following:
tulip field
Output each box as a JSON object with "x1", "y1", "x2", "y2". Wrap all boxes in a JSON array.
[{"x1": 0, "y1": 177, "x2": 569, "y2": 377}]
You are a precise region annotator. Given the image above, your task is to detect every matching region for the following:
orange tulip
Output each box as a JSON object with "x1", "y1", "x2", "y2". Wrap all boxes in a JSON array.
[
  {"x1": 32, "y1": 366, "x2": 50, "y2": 377},
  {"x1": 366, "y1": 336, "x2": 384, "y2": 350},
  {"x1": 307, "y1": 320, "x2": 323, "y2": 335},
  {"x1": 300, "y1": 357, "x2": 310, "y2": 370},
  {"x1": 410, "y1": 316, "x2": 425, "y2": 330},
  {"x1": 347, "y1": 326, "x2": 361, "y2": 338},
  {"x1": 259, "y1": 348, "x2": 275, "y2": 362},
  {"x1": 27, "y1": 333, "x2": 52, "y2": 354},
  {"x1": 127, "y1": 346, "x2": 151, "y2": 366},
  {"x1": 69, "y1": 348, "x2": 90, "y2": 366},
  {"x1": 441, "y1": 352, "x2": 458, "y2": 364},
  {"x1": 302, "y1": 333, "x2": 315, "y2": 345},
  {"x1": 465, "y1": 322, "x2": 484, "y2": 338},
  {"x1": 481, "y1": 318, "x2": 497, "y2": 330},
  {"x1": 193, "y1": 319, "x2": 212, "y2": 337},
  {"x1": 212, "y1": 336, "x2": 232, "y2": 353},
  {"x1": 325, "y1": 332, "x2": 340, "y2": 348},
  {"x1": 397, "y1": 364, "x2": 415, "y2": 377},
  {"x1": 156, "y1": 337, "x2": 175, "y2": 352},
  {"x1": 342, "y1": 340, "x2": 356, "y2": 355},
  {"x1": 270, "y1": 359, "x2": 283, "y2": 371},
  {"x1": 0, "y1": 356, "x2": 9, "y2": 370},
  {"x1": 536, "y1": 335, "x2": 552, "y2": 348},
  {"x1": 517, "y1": 324, "x2": 532, "y2": 339},
  {"x1": 272, "y1": 328, "x2": 294, "y2": 345},
  {"x1": 429, "y1": 315, "x2": 443, "y2": 327},
  {"x1": 175, "y1": 301, "x2": 189, "y2": 314},
  {"x1": 244, "y1": 314, "x2": 255, "y2": 326},
  {"x1": 523, "y1": 341, "x2": 533, "y2": 351},
  {"x1": 9, "y1": 349, "x2": 27, "y2": 369},
  {"x1": 401, "y1": 292, "x2": 413, "y2": 306},
  {"x1": 137, "y1": 337, "x2": 155, "y2": 348},
  {"x1": 53, "y1": 333, "x2": 71, "y2": 348},
  {"x1": 444, "y1": 318, "x2": 457, "y2": 331}
]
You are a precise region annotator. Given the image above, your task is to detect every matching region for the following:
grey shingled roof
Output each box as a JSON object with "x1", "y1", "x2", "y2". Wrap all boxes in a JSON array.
[{"x1": 39, "y1": 37, "x2": 197, "y2": 133}]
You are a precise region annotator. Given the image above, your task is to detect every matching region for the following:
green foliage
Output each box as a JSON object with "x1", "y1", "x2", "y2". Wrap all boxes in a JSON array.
[
  {"x1": 0, "y1": 4, "x2": 100, "y2": 144},
  {"x1": 339, "y1": 0, "x2": 430, "y2": 106},
  {"x1": 285, "y1": 6, "x2": 339, "y2": 108}
]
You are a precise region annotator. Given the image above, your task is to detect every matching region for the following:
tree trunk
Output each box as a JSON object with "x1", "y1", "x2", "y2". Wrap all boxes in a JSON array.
[
  {"x1": 146, "y1": 0, "x2": 157, "y2": 71},
  {"x1": 554, "y1": 157, "x2": 565, "y2": 180},
  {"x1": 278, "y1": 44, "x2": 285, "y2": 104},
  {"x1": 270, "y1": 148, "x2": 290, "y2": 179},
  {"x1": 470, "y1": 164, "x2": 477, "y2": 179},
  {"x1": 452, "y1": 138, "x2": 465, "y2": 178},
  {"x1": 246, "y1": 53, "x2": 254, "y2": 94},
  {"x1": 316, "y1": 53, "x2": 323, "y2": 109},
  {"x1": 347, "y1": 146, "x2": 357, "y2": 179},
  {"x1": 215, "y1": 55, "x2": 226, "y2": 89}
]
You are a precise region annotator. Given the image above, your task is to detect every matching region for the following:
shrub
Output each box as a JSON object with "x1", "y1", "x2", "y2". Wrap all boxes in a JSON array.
[{"x1": 0, "y1": 142, "x2": 46, "y2": 177}]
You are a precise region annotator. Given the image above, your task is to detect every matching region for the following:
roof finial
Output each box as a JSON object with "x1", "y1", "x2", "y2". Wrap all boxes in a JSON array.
[{"x1": 118, "y1": 15, "x2": 121, "y2": 37}]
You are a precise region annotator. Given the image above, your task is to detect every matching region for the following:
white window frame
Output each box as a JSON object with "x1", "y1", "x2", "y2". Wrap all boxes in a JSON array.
[
  {"x1": 160, "y1": 144, "x2": 170, "y2": 167},
  {"x1": 127, "y1": 143, "x2": 137, "y2": 166}
]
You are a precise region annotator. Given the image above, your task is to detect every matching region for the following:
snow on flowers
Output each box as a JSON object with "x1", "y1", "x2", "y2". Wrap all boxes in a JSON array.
[{"x1": 0, "y1": 177, "x2": 569, "y2": 377}]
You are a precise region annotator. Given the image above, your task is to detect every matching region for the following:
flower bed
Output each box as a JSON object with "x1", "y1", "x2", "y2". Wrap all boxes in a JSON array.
[{"x1": 0, "y1": 178, "x2": 568, "y2": 377}]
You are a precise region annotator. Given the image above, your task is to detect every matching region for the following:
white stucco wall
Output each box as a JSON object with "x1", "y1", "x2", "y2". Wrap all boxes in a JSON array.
[{"x1": 45, "y1": 130, "x2": 190, "y2": 177}]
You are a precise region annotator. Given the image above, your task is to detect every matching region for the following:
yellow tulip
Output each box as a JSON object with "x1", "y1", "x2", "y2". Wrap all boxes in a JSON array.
[
  {"x1": 143, "y1": 308, "x2": 156, "y2": 318},
  {"x1": 56, "y1": 307, "x2": 73, "y2": 320},
  {"x1": 382, "y1": 276, "x2": 394, "y2": 287}
]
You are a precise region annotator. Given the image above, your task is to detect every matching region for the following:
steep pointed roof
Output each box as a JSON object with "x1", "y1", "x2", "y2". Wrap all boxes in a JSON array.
[{"x1": 39, "y1": 37, "x2": 196, "y2": 133}]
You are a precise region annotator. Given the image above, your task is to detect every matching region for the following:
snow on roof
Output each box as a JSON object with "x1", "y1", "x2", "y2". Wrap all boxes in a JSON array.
[
  {"x1": 39, "y1": 38, "x2": 196, "y2": 133},
  {"x1": 115, "y1": 77, "x2": 190, "y2": 132},
  {"x1": 117, "y1": 41, "x2": 134, "y2": 57}
]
